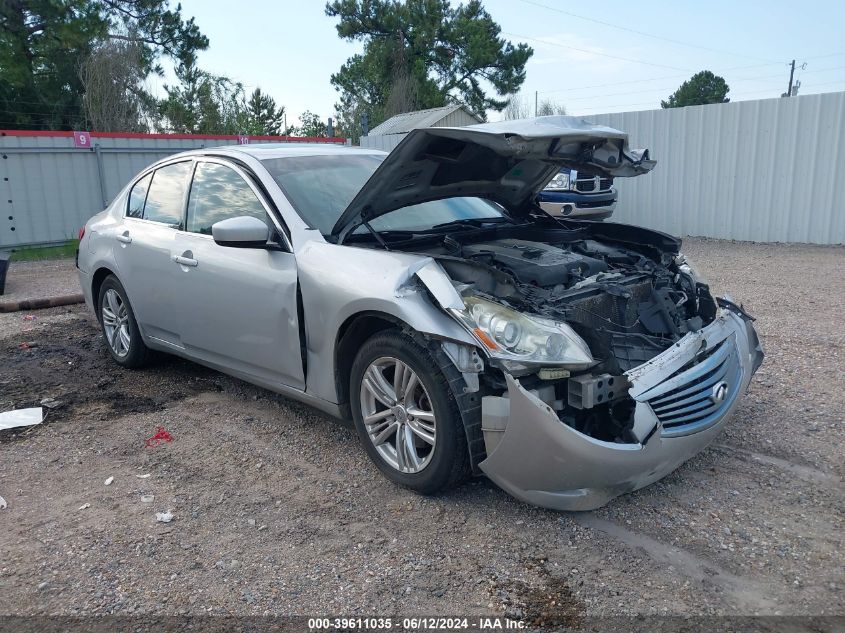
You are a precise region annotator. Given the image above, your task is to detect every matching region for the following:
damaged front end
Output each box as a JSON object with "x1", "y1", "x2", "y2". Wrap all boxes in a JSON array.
[
  {"x1": 479, "y1": 305, "x2": 762, "y2": 511},
  {"x1": 418, "y1": 222, "x2": 764, "y2": 511}
]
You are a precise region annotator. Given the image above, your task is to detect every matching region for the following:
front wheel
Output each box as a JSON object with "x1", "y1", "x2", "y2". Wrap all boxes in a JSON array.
[{"x1": 350, "y1": 331, "x2": 470, "y2": 494}]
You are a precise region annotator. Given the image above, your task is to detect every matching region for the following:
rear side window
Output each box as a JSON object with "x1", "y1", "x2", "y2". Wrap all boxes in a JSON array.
[
  {"x1": 186, "y1": 162, "x2": 268, "y2": 235},
  {"x1": 142, "y1": 162, "x2": 191, "y2": 226},
  {"x1": 127, "y1": 173, "x2": 151, "y2": 218}
]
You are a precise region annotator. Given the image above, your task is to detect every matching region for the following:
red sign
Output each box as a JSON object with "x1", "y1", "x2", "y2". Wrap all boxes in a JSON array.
[
  {"x1": 237, "y1": 135, "x2": 250, "y2": 145},
  {"x1": 73, "y1": 131, "x2": 91, "y2": 148}
]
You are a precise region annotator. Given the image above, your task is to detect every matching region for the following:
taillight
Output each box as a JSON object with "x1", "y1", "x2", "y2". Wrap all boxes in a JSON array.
[{"x1": 78, "y1": 226, "x2": 86, "y2": 240}]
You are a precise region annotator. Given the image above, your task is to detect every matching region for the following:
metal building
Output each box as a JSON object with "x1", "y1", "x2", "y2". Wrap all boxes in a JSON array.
[{"x1": 359, "y1": 105, "x2": 482, "y2": 152}]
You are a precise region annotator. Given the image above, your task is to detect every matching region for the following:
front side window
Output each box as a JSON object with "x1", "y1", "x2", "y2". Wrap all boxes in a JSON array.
[
  {"x1": 143, "y1": 162, "x2": 191, "y2": 226},
  {"x1": 186, "y1": 162, "x2": 267, "y2": 235},
  {"x1": 127, "y1": 173, "x2": 152, "y2": 218}
]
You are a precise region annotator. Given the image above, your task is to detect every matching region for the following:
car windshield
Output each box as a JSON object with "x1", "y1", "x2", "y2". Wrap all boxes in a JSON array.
[{"x1": 260, "y1": 154, "x2": 505, "y2": 235}]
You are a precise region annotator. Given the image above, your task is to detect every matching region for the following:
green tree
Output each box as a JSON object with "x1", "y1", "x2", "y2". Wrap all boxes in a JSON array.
[
  {"x1": 79, "y1": 38, "x2": 158, "y2": 132},
  {"x1": 661, "y1": 71, "x2": 730, "y2": 109},
  {"x1": 325, "y1": 0, "x2": 533, "y2": 129},
  {"x1": 290, "y1": 110, "x2": 328, "y2": 137},
  {"x1": 0, "y1": 0, "x2": 207, "y2": 130},
  {"x1": 243, "y1": 88, "x2": 285, "y2": 135},
  {"x1": 537, "y1": 98, "x2": 566, "y2": 116},
  {"x1": 159, "y1": 55, "x2": 248, "y2": 134}
]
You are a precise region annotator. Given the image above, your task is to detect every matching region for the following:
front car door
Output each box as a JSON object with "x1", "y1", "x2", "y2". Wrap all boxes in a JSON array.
[{"x1": 169, "y1": 159, "x2": 304, "y2": 390}]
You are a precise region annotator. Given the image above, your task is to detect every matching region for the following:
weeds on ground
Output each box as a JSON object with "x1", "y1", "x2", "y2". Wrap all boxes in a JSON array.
[{"x1": 5, "y1": 239, "x2": 79, "y2": 262}]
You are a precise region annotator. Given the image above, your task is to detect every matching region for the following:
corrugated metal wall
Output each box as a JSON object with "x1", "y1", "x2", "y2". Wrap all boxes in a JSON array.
[
  {"x1": 431, "y1": 109, "x2": 481, "y2": 128},
  {"x1": 585, "y1": 91, "x2": 845, "y2": 244},
  {"x1": 0, "y1": 132, "x2": 346, "y2": 248},
  {"x1": 359, "y1": 134, "x2": 406, "y2": 152}
]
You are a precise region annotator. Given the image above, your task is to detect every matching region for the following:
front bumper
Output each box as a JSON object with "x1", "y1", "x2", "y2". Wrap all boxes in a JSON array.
[{"x1": 478, "y1": 304, "x2": 764, "y2": 511}]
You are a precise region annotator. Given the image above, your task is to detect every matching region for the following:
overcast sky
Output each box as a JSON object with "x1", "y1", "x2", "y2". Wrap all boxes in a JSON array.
[{"x1": 155, "y1": 0, "x2": 845, "y2": 126}]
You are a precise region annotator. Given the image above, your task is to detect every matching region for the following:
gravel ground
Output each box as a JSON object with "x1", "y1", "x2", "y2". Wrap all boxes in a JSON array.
[
  {"x1": 0, "y1": 258, "x2": 81, "y2": 307},
  {"x1": 0, "y1": 238, "x2": 842, "y2": 628}
]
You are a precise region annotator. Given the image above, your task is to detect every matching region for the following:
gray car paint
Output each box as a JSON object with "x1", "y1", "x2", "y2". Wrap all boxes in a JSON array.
[{"x1": 78, "y1": 121, "x2": 759, "y2": 511}]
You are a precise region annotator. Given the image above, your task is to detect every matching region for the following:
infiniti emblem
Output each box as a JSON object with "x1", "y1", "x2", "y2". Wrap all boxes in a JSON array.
[{"x1": 711, "y1": 381, "x2": 729, "y2": 404}]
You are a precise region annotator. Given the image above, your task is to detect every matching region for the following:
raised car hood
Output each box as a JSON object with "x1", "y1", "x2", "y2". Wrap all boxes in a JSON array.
[{"x1": 332, "y1": 116, "x2": 655, "y2": 240}]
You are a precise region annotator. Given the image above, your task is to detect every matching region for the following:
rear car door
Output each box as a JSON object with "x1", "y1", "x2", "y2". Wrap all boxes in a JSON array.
[
  {"x1": 169, "y1": 159, "x2": 304, "y2": 390},
  {"x1": 114, "y1": 160, "x2": 192, "y2": 347}
]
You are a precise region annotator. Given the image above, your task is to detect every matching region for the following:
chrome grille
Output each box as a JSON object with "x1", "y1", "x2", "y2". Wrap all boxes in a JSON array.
[
  {"x1": 574, "y1": 174, "x2": 613, "y2": 193},
  {"x1": 575, "y1": 176, "x2": 597, "y2": 192},
  {"x1": 644, "y1": 336, "x2": 743, "y2": 438}
]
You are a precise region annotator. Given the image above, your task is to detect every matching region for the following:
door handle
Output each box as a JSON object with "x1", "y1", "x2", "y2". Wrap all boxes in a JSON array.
[
  {"x1": 171, "y1": 255, "x2": 198, "y2": 267},
  {"x1": 116, "y1": 232, "x2": 132, "y2": 244}
]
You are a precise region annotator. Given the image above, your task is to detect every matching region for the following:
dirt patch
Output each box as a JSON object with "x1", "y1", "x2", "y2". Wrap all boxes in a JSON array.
[
  {"x1": 0, "y1": 314, "x2": 220, "y2": 441},
  {"x1": 494, "y1": 560, "x2": 585, "y2": 628}
]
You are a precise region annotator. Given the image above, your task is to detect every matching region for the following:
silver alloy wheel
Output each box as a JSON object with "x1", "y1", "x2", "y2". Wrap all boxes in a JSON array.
[
  {"x1": 101, "y1": 288, "x2": 131, "y2": 358},
  {"x1": 359, "y1": 356, "x2": 437, "y2": 474}
]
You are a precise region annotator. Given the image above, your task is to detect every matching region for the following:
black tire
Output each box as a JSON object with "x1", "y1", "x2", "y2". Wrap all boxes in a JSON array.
[
  {"x1": 350, "y1": 330, "x2": 471, "y2": 494},
  {"x1": 97, "y1": 275, "x2": 150, "y2": 368}
]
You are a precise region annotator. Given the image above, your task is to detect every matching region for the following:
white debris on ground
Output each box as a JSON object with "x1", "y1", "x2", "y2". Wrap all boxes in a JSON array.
[
  {"x1": 0, "y1": 407, "x2": 42, "y2": 431},
  {"x1": 155, "y1": 511, "x2": 173, "y2": 523}
]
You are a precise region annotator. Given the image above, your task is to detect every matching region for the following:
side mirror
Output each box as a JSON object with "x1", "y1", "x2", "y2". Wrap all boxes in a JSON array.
[{"x1": 211, "y1": 216, "x2": 270, "y2": 248}]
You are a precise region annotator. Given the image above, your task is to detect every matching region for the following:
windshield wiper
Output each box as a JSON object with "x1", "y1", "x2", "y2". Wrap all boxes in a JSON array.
[
  {"x1": 429, "y1": 217, "x2": 511, "y2": 230},
  {"x1": 341, "y1": 217, "x2": 513, "y2": 245}
]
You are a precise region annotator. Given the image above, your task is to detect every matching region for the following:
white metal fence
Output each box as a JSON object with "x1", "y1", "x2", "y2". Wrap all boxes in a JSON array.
[
  {"x1": 0, "y1": 132, "x2": 346, "y2": 248},
  {"x1": 585, "y1": 91, "x2": 845, "y2": 245}
]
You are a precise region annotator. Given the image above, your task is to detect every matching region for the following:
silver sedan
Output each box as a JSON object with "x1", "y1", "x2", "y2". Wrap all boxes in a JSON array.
[{"x1": 77, "y1": 117, "x2": 763, "y2": 511}]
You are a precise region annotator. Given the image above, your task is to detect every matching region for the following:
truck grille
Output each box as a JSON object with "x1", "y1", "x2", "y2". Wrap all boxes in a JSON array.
[
  {"x1": 643, "y1": 336, "x2": 743, "y2": 438},
  {"x1": 574, "y1": 175, "x2": 613, "y2": 193}
]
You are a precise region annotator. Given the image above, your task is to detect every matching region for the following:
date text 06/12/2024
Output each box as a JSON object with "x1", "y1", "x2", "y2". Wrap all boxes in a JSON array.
[{"x1": 308, "y1": 617, "x2": 525, "y2": 630}]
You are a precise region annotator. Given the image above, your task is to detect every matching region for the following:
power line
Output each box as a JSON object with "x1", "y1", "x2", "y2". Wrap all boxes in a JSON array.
[
  {"x1": 801, "y1": 51, "x2": 845, "y2": 61},
  {"x1": 515, "y1": 0, "x2": 781, "y2": 63},
  {"x1": 537, "y1": 62, "x2": 787, "y2": 95},
  {"x1": 569, "y1": 81, "x2": 845, "y2": 113},
  {"x1": 504, "y1": 31, "x2": 693, "y2": 72},
  {"x1": 535, "y1": 62, "x2": 844, "y2": 102}
]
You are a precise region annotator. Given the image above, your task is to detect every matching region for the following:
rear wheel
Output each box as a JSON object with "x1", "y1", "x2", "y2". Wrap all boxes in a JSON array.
[
  {"x1": 350, "y1": 331, "x2": 470, "y2": 494},
  {"x1": 98, "y1": 275, "x2": 150, "y2": 368}
]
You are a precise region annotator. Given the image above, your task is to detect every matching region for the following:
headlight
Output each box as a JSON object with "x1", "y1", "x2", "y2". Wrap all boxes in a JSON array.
[
  {"x1": 449, "y1": 295, "x2": 594, "y2": 369},
  {"x1": 545, "y1": 171, "x2": 571, "y2": 191}
]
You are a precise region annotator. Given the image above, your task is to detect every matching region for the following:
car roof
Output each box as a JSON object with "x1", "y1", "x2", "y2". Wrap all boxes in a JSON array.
[{"x1": 186, "y1": 143, "x2": 387, "y2": 161}]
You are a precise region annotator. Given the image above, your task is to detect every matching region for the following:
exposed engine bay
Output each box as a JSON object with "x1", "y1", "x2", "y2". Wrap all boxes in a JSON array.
[{"x1": 407, "y1": 220, "x2": 719, "y2": 445}]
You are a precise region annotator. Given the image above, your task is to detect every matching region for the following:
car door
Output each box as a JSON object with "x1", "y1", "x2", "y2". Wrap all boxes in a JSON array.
[
  {"x1": 169, "y1": 159, "x2": 304, "y2": 390},
  {"x1": 114, "y1": 160, "x2": 192, "y2": 347}
]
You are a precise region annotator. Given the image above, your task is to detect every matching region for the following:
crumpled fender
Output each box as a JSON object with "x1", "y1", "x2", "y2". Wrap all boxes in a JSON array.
[{"x1": 295, "y1": 240, "x2": 477, "y2": 404}]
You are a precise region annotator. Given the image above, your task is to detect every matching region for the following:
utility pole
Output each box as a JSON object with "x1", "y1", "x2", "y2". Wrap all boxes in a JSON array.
[
  {"x1": 786, "y1": 59, "x2": 796, "y2": 97},
  {"x1": 535, "y1": 90, "x2": 538, "y2": 117}
]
